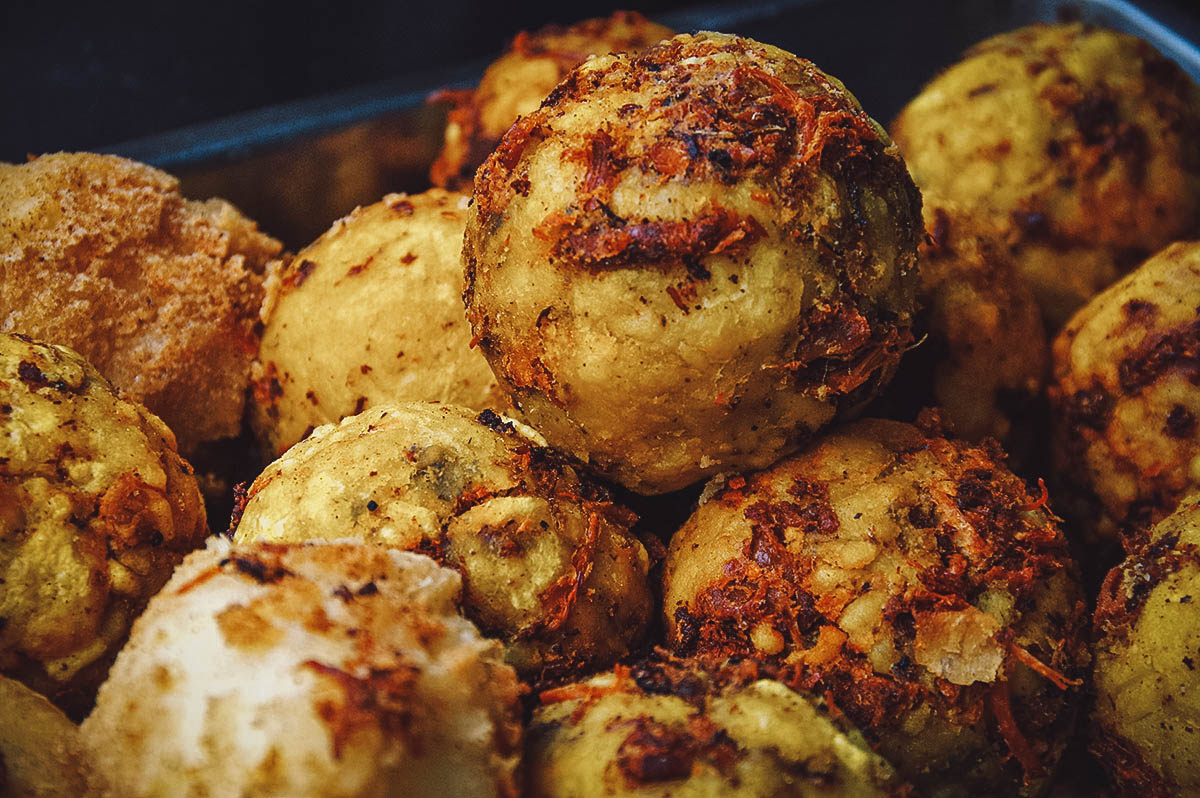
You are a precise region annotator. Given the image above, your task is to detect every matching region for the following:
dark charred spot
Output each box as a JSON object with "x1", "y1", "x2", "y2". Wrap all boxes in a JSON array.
[
  {"x1": 1122, "y1": 299, "x2": 1159, "y2": 325},
  {"x1": 390, "y1": 198, "x2": 415, "y2": 215},
  {"x1": 353, "y1": 396, "x2": 368, "y2": 415},
  {"x1": 1072, "y1": 93, "x2": 1120, "y2": 145},
  {"x1": 1117, "y1": 320, "x2": 1200, "y2": 394},
  {"x1": 357, "y1": 581, "x2": 379, "y2": 596},
  {"x1": 1164, "y1": 405, "x2": 1196, "y2": 439},
  {"x1": 968, "y1": 83, "x2": 998, "y2": 97},
  {"x1": 332, "y1": 584, "x2": 354, "y2": 602},
  {"x1": 285, "y1": 259, "x2": 317, "y2": 289},
  {"x1": 617, "y1": 719, "x2": 697, "y2": 785},
  {"x1": 476, "y1": 407, "x2": 516, "y2": 435},
  {"x1": 16, "y1": 360, "x2": 71, "y2": 392},
  {"x1": 1065, "y1": 384, "x2": 1114, "y2": 431},
  {"x1": 219, "y1": 556, "x2": 293, "y2": 584}
]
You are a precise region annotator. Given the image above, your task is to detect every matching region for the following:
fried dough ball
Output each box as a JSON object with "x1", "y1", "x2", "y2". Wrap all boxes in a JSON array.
[
  {"x1": 881, "y1": 198, "x2": 1047, "y2": 447},
  {"x1": 251, "y1": 190, "x2": 499, "y2": 458},
  {"x1": 430, "y1": 11, "x2": 674, "y2": 189},
  {"x1": 1092, "y1": 492, "x2": 1200, "y2": 795},
  {"x1": 528, "y1": 658, "x2": 908, "y2": 797},
  {"x1": 0, "y1": 674, "x2": 105, "y2": 797},
  {"x1": 663, "y1": 418, "x2": 1088, "y2": 797},
  {"x1": 0, "y1": 153, "x2": 282, "y2": 453},
  {"x1": 465, "y1": 33, "x2": 922, "y2": 495},
  {"x1": 0, "y1": 334, "x2": 206, "y2": 715},
  {"x1": 891, "y1": 23, "x2": 1200, "y2": 328},
  {"x1": 80, "y1": 539, "x2": 523, "y2": 798},
  {"x1": 234, "y1": 402, "x2": 653, "y2": 677},
  {"x1": 1049, "y1": 241, "x2": 1200, "y2": 544}
]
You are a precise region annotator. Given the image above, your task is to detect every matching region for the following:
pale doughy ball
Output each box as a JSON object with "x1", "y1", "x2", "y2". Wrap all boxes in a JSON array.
[
  {"x1": 235, "y1": 402, "x2": 653, "y2": 677},
  {"x1": 0, "y1": 674, "x2": 105, "y2": 797},
  {"x1": 528, "y1": 658, "x2": 907, "y2": 797},
  {"x1": 663, "y1": 418, "x2": 1088, "y2": 797},
  {"x1": 430, "y1": 11, "x2": 674, "y2": 189},
  {"x1": 465, "y1": 32, "x2": 922, "y2": 494},
  {"x1": 892, "y1": 23, "x2": 1200, "y2": 328},
  {"x1": 0, "y1": 152, "x2": 282, "y2": 453},
  {"x1": 251, "y1": 190, "x2": 499, "y2": 457},
  {"x1": 0, "y1": 334, "x2": 206, "y2": 715},
  {"x1": 81, "y1": 539, "x2": 523, "y2": 798},
  {"x1": 1050, "y1": 241, "x2": 1200, "y2": 544}
]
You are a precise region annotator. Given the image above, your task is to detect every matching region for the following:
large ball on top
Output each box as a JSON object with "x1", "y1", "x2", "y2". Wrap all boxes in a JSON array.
[{"x1": 464, "y1": 32, "x2": 922, "y2": 495}]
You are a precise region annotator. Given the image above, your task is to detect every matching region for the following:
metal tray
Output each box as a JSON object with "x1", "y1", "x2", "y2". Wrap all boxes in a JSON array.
[{"x1": 104, "y1": 0, "x2": 1200, "y2": 248}]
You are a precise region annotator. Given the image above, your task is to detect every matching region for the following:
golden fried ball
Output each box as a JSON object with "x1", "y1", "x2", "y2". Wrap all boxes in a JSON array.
[
  {"x1": 0, "y1": 674, "x2": 105, "y2": 797},
  {"x1": 881, "y1": 198, "x2": 1047, "y2": 448},
  {"x1": 0, "y1": 333, "x2": 206, "y2": 715},
  {"x1": 1092, "y1": 492, "x2": 1200, "y2": 795},
  {"x1": 234, "y1": 402, "x2": 653, "y2": 677},
  {"x1": 1049, "y1": 241, "x2": 1200, "y2": 544},
  {"x1": 251, "y1": 189, "x2": 499, "y2": 458},
  {"x1": 80, "y1": 539, "x2": 523, "y2": 798},
  {"x1": 527, "y1": 658, "x2": 907, "y2": 797},
  {"x1": 663, "y1": 418, "x2": 1088, "y2": 797},
  {"x1": 430, "y1": 11, "x2": 674, "y2": 189},
  {"x1": 465, "y1": 32, "x2": 922, "y2": 495},
  {"x1": 891, "y1": 23, "x2": 1200, "y2": 328},
  {"x1": 0, "y1": 153, "x2": 282, "y2": 453}
]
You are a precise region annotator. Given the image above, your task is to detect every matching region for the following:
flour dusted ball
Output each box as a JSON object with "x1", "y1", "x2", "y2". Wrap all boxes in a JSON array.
[
  {"x1": 0, "y1": 334, "x2": 206, "y2": 715},
  {"x1": 1092, "y1": 492, "x2": 1200, "y2": 795},
  {"x1": 892, "y1": 23, "x2": 1200, "y2": 328},
  {"x1": 430, "y1": 11, "x2": 674, "y2": 189},
  {"x1": 663, "y1": 418, "x2": 1088, "y2": 797},
  {"x1": 465, "y1": 32, "x2": 922, "y2": 495},
  {"x1": 0, "y1": 674, "x2": 105, "y2": 797},
  {"x1": 251, "y1": 190, "x2": 499, "y2": 458},
  {"x1": 81, "y1": 539, "x2": 523, "y2": 798},
  {"x1": 234, "y1": 402, "x2": 653, "y2": 677},
  {"x1": 0, "y1": 152, "x2": 282, "y2": 453},
  {"x1": 1050, "y1": 241, "x2": 1200, "y2": 544},
  {"x1": 527, "y1": 658, "x2": 908, "y2": 797}
]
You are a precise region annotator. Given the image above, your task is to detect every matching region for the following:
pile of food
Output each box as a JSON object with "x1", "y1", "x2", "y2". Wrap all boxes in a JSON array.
[{"x1": 2, "y1": 10, "x2": 1199, "y2": 797}]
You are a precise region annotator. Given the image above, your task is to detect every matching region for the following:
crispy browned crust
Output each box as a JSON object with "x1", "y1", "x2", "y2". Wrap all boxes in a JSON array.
[
  {"x1": 1093, "y1": 528, "x2": 1200, "y2": 644},
  {"x1": 1089, "y1": 724, "x2": 1173, "y2": 798}
]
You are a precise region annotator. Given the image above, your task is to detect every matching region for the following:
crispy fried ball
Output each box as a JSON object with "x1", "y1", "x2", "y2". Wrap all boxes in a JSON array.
[
  {"x1": 0, "y1": 674, "x2": 105, "y2": 797},
  {"x1": 0, "y1": 333, "x2": 206, "y2": 715},
  {"x1": 1049, "y1": 241, "x2": 1200, "y2": 544},
  {"x1": 430, "y1": 11, "x2": 674, "y2": 189},
  {"x1": 234, "y1": 402, "x2": 653, "y2": 677},
  {"x1": 881, "y1": 198, "x2": 1047, "y2": 447},
  {"x1": 251, "y1": 190, "x2": 499, "y2": 458},
  {"x1": 663, "y1": 418, "x2": 1089, "y2": 797},
  {"x1": 528, "y1": 658, "x2": 909, "y2": 797},
  {"x1": 891, "y1": 23, "x2": 1200, "y2": 328},
  {"x1": 0, "y1": 152, "x2": 282, "y2": 453},
  {"x1": 465, "y1": 32, "x2": 922, "y2": 495},
  {"x1": 80, "y1": 539, "x2": 523, "y2": 798},
  {"x1": 1092, "y1": 491, "x2": 1200, "y2": 795}
]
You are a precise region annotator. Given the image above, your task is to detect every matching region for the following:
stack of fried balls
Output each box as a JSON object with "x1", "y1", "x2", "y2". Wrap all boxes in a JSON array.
[{"x1": 2, "y1": 10, "x2": 1199, "y2": 798}]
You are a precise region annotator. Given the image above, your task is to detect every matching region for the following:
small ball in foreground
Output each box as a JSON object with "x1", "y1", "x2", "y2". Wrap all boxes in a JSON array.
[
  {"x1": 663, "y1": 418, "x2": 1088, "y2": 797},
  {"x1": 0, "y1": 333, "x2": 206, "y2": 714},
  {"x1": 1092, "y1": 492, "x2": 1200, "y2": 795},
  {"x1": 1050, "y1": 240, "x2": 1200, "y2": 544},
  {"x1": 465, "y1": 32, "x2": 922, "y2": 494},
  {"x1": 892, "y1": 23, "x2": 1200, "y2": 327},
  {"x1": 81, "y1": 539, "x2": 523, "y2": 798},
  {"x1": 252, "y1": 189, "x2": 499, "y2": 458},
  {"x1": 235, "y1": 402, "x2": 653, "y2": 677},
  {"x1": 528, "y1": 658, "x2": 908, "y2": 797}
]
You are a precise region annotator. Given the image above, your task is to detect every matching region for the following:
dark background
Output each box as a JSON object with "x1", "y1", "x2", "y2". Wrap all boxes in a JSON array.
[{"x1": 3, "y1": 0, "x2": 1199, "y2": 164}]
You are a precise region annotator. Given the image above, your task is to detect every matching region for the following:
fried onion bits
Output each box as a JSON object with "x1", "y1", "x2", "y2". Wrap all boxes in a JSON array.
[
  {"x1": 234, "y1": 402, "x2": 653, "y2": 678},
  {"x1": 81, "y1": 539, "x2": 523, "y2": 798},
  {"x1": 1092, "y1": 492, "x2": 1200, "y2": 795},
  {"x1": 464, "y1": 32, "x2": 922, "y2": 495},
  {"x1": 528, "y1": 658, "x2": 908, "y2": 797},
  {"x1": 663, "y1": 419, "x2": 1088, "y2": 797},
  {"x1": 1050, "y1": 241, "x2": 1200, "y2": 546}
]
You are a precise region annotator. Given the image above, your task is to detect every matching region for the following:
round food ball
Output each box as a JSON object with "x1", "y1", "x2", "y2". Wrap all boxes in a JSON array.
[
  {"x1": 528, "y1": 657, "x2": 907, "y2": 797},
  {"x1": 891, "y1": 23, "x2": 1200, "y2": 328},
  {"x1": 0, "y1": 333, "x2": 206, "y2": 715},
  {"x1": 0, "y1": 674, "x2": 105, "y2": 797},
  {"x1": 0, "y1": 152, "x2": 282, "y2": 453},
  {"x1": 234, "y1": 402, "x2": 653, "y2": 677},
  {"x1": 251, "y1": 189, "x2": 499, "y2": 458},
  {"x1": 663, "y1": 418, "x2": 1088, "y2": 797},
  {"x1": 1049, "y1": 241, "x2": 1200, "y2": 544},
  {"x1": 1092, "y1": 491, "x2": 1200, "y2": 794},
  {"x1": 430, "y1": 11, "x2": 674, "y2": 189},
  {"x1": 465, "y1": 32, "x2": 922, "y2": 495},
  {"x1": 80, "y1": 538, "x2": 523, "y2": 798}
]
